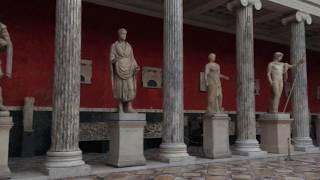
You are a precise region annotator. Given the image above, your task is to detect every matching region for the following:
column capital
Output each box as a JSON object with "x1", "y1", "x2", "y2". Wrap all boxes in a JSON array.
[
  {"x1": 282, "y1": 11, "x2": 312, "y2": 25},
  {"x1": 227, "y1": 0, "x2": 262, "y2": 11}
]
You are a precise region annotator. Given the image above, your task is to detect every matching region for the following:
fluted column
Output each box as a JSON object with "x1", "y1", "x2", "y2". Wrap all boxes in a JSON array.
[
  {"x1": 159, "y1": 0, "x2": 191, "y2": 162},
  {"x1": 44, "y1": 0, "x2": 90, "y2": 178},
  {"x1": 227, "y1": 0, "x2": 266, "y2": 156},
  {"x1": 282, "y1": 12, "x2": 317, "y2": 152}
]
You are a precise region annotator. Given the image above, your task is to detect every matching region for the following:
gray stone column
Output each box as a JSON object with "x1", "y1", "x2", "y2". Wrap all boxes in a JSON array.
[
  {"x1": 227, "y1": 0, "x2": 266, "y2": 157},
  {"x1": 44, "y1": 0, "x2": 91, "y2": 178},
  {"x1": 282, "y1": 12, "x2": 317, "y2": 152},
  {"x1": 159, "y1": 0, "x2": 191, "y2": 163}
]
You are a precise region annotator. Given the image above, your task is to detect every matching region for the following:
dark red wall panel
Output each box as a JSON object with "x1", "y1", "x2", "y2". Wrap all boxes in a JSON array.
[{"x1": 0, "y1": 0, "x2": 319, "y2": 112}]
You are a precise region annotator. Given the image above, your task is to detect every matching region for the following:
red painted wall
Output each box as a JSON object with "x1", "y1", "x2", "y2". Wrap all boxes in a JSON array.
[{"x1": 0, "y1": 0, "x2": 319, "y2": 112}]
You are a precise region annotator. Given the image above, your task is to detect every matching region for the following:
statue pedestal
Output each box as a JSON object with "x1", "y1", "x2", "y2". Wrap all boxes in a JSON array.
[
  {"x1": 259, "y1": 113, "x2": 293, "y2": 154},
  {"x1": 106, "y1": 113, "x2": 146, "y2": 167},
  {"x1": 203, "y1": 113, "x2": 231, "y2": 159},
  {"x1": 0, "y1": 111, "x2": 13, "y2": 179}
]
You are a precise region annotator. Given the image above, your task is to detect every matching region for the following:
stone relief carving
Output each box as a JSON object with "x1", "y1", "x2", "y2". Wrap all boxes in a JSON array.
[
  {"x1": 79, "y1": 121, "x2": 162, "y2": 141},
  {"x1": 80, "y1": 59, "x2": 92, "y2": 84},
  {"x1": 142, "y1": 67, "x2": 162, "y2": 88},
  {"x1": 23, "y1": 97, "x2": 35, "y2": 132}
]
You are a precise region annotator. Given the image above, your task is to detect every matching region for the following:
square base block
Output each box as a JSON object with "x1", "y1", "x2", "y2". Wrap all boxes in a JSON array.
[
  {"x1": 106, "y1": 113, "x2": 147, "y2": 167},
  {"x1": 0, "y1": 114, "x2": 13, "y2": 179},
  {"x1": 259, "y1": 113, "x2": 293, "y2": 154},
  {"x1": 43, "y1": 164, "x2": 91, "y2": 179},
  {"x1": 203, "y1": 113, "x2": 231, "y2": 159}
]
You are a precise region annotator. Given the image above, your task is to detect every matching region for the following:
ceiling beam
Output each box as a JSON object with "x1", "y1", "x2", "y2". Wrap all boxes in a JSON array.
[
  {"x1": 184, "y1": 0, "x2": 228, "y2": 16},
  {"x1": 254, "y1": 12, "x2": 285, "y2": 24}
]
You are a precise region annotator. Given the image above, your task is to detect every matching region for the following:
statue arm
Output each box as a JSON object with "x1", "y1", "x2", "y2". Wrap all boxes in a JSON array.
[
  {"x1": 130, "y1": 47, "x2": 140, "y2": 72},
  {"x1": 286, "y1": 58, "x2": 304, "y2": 69},
  {"x1": 109, "y1": 44, "x2": 117, "y2": 64},
  {"x1": 267, "y1": 63, "x2": 273, "y2": 85},
  {"x1": 204, "y1": 65, "x2": 209, "y2": 86},
  {"x1": 220, "y1": 74, "x2": 229, "y2": 80}
]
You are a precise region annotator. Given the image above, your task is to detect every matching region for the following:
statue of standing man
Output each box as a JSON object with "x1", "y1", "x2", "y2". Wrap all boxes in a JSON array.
[
  {"x1": 267, "y1": 52, "x2": 303, "y2": 113},
  {"x1": 109, "y1": 28, "x2": 140, "y2": 113},
  {"x1": 204, "y1": 53, "x2": 229, "y2": 113},
  {"x1": 0, "y1": 22, "x2": 13, "y2": 111}
]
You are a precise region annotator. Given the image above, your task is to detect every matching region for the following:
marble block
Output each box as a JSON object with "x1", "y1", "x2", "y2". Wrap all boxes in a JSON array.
[
  {"x1": 0, "y1": 112, "x2": 13, "y2": 179},
  {"x1": 106, "y1": 113, "x2": 146, "y2": 167},
  {"x1": 203, "y1": 113, "x2": 231, "y2": 159},
  {"x1": 259, "y1": 113, "x2": 293, "y2": 154}
]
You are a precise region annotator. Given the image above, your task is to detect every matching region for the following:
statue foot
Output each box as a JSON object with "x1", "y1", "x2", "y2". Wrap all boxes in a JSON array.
[{"x1": 126, "y1": 108, "x2": 137, "y2": 113}]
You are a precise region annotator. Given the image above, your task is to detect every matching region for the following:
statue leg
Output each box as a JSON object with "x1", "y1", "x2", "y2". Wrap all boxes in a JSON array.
[
  {"x1": 272, "y1": 82, "x2": 281, "y2": 113},
  {"x1": 126, "y1": 101, "x2": 136, "y2": 113},
  {"x1": 118, "y1": 101, "x2": 124, "y2": 113},
  {"x1": 0, "y1": 86, "x2": 6, "y2": 111}
]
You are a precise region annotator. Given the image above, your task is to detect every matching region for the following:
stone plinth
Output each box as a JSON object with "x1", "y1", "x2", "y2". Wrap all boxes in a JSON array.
[
  {"x1": 106, "y1": 113, "x2": 146, "y2": 167},
  {"x1": 203, "y1": 113, "x2": 231, "y2": 159},
  {"x1": 259, "y1": 113, "x2": 293, "y2": 154},
  {"x1": 0, "y1": 111, "x2": 13, "y2": 179}
]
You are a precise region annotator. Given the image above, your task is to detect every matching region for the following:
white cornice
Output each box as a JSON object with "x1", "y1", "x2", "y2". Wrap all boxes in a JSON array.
[
  {"x1": 83, "y1": 0, "x2": 320, "y2": 52},
  {"x1": 266, "y1": 0, "x2": 320, "y2": 17}
]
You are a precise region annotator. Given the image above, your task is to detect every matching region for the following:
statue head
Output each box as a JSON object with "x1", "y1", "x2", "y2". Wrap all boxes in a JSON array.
[
  {"x1": 118, "y1": 28, "x2": 127, "y2": 41},
  {"x1": 273, "y1": 52, "x2": 284, "y2": 62},
  {"x1": 208, "y1": 53, "x2": 216, "y2": 62}
]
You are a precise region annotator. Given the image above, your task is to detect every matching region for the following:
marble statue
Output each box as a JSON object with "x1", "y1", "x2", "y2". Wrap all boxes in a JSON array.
[
  {"x1": 0, "y1": 22, "x2": 13, "y2": 111},
  {"x1": 109, "y1": 28, "x2": 140, "y2": 113},
  {"x1": 205, "y1": 53, "x2": 229, "y2": 113},
  {"x1": 267, "y1": 52, "x2": 304, "y2": 113}
]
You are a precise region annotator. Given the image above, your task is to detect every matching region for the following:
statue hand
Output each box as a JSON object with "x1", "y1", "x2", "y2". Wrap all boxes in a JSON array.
[
  {"x1": 225, "y1": 76, "x2": 230, "y2": 80},
  {"x1": 5, "y1": 72, "x2": 11, "y2": 79},
  {"x1": 298, "y1": 58, "x2": 305, "y2": 65}
]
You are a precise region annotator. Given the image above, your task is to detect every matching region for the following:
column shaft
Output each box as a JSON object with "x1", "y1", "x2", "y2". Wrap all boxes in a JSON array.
[
  {"x1": 159, "y1": 0, "x2": 190, "y2": 162},
  {"x1": 51, "y1": 0, "x2": 82, "y2": 152},
  {"x1": 236, "y1": 5, "x2": 256, "y2": 142},
  {"x1": 162, "y1": 0, "x2": 184, "y2": 144},
  {"x1": 290, "y1": 21, "x2": 314, "y2": 149}
]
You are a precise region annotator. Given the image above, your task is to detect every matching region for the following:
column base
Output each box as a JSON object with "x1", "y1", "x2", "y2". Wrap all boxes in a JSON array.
[
  {"x1": 0, "y1": 112, "x2": 13, "y2": 180},
  {"x1": 203, "y1": 113, "x2": 232, "y2": 159},
  {"x1": 293, "y1": 137, "x2": 319, "y2": 152},
  {"x1": 158, "y1": 143, "x2": 195, "y2": 163},
  {"x1": 0, "y1": 166, "x2": 11, "y2": 179},
  {"x1": 232, "y1": 139, "x2": 267, "y2": 158},
  {"x1": 43, "y1": 151, "x2": 91, "y2": 179},
  {"x1": 259, "y1": 113, "x2": 293, "y2": 154},
  {"x1": 106, "y1": 113, "x2": 147, "y2": 168}
]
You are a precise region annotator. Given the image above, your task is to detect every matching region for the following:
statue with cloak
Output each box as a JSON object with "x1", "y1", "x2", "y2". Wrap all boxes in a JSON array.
[{"x1": 109, "y1": 28, "x2": 139, "y2": 113}]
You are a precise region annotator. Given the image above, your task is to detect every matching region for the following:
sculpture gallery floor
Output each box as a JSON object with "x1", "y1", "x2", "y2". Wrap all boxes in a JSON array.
[{"x1": 9, "y1": 150, "x2": 320, "y2": 180}]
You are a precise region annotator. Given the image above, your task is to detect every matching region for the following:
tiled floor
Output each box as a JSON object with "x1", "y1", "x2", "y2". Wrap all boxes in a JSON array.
[
  {"x1": 70, "y1": 154, "x2": 320, "y2": 180},
  {"x1": 9, "y1": 152, "x2": 320, "y2": 180}
]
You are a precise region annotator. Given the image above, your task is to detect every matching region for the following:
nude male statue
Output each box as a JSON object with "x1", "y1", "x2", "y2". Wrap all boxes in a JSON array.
[
  {"x1": 109, "y1": 28, "x2": 140, "y2": 113},
  {"x1": 0, "y1": 22, "x2": 13, "y2": 111},
  {"x1": 204, "y1": 53, "x2": 229, "y2": 113},
  {"x1": 267, "y1": 52, "x2": 303, "y2": 113}
]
